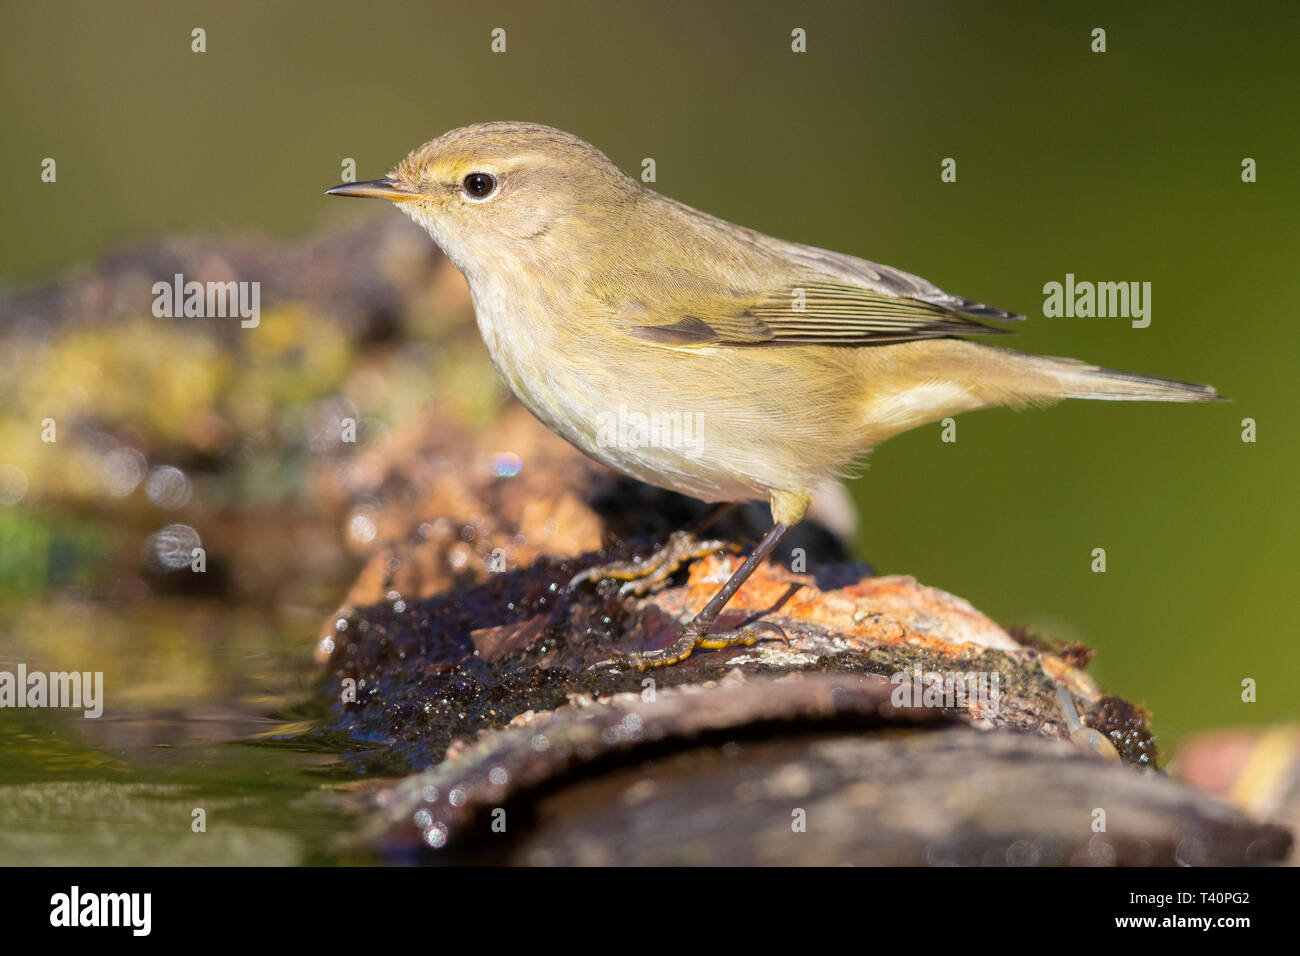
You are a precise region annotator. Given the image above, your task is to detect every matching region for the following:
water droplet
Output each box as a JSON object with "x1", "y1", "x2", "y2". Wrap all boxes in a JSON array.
[
  {"x1": 150, "y1": 524, "x2": 200, "y2": 569},
  {"x1": 347, "y1": 512, "x2": 377, "y2": 545},
  {"x1": 423, "y1": 822, "x2": 448, "y2": 848},
  {"x1": 145, "y1": 465, "x2": 191, "y2": 509},
  {"x1": 492, "y1": 452, "x2": 522, "y2": 478},
  {"x1": 102, "y1": 446, "x2": 147, "y2": 497}
]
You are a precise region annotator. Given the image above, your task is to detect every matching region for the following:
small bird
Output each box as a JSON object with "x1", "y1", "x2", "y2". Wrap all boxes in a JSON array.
[{"x1": 328, "y1": 122, "x2": 1219, "y2": 669}]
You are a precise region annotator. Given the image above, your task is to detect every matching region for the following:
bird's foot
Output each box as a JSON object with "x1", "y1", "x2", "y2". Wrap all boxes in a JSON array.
[
  {"x1": 568, "y1": 530, "x2": 734, "y2": 597},
  {"x1": 600, "y1": 620, "x2": 789, "y2": 670}
]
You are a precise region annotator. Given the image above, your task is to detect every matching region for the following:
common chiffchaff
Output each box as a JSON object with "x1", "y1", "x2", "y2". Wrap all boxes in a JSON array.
[{"x1": 328, "y1": 122, "x2": 1219, "y2": 668}]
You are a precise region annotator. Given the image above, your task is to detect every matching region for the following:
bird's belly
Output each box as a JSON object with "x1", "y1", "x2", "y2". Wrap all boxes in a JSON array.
[
  {"x1": 469, "y1": 291, "x2": 765, "y2": 503},
  {"x1": 513, "y1": 365, "x2": 761, "y2": 504}
]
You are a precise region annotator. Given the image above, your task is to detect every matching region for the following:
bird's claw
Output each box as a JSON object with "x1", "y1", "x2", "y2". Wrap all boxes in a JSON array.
[
  {"x1": 602, "y1": 619, "x2": 789, "y2": 670},
  {"x1": 568, "y1": 530, "x2": 732, "y2": 597}
]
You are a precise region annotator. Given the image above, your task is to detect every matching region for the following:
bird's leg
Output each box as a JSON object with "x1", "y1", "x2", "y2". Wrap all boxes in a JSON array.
[
  {"x1": 608, "y1": 521, "x2": 792, "y2": 669},
  {"x1": 568, "y1": 503, "x2": 738, "y2": 597}
]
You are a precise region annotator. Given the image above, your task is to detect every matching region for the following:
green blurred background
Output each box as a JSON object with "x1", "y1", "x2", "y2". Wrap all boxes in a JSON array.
[{"x1": 0, "y1": 0, "x2": 1296, "y2": 855}]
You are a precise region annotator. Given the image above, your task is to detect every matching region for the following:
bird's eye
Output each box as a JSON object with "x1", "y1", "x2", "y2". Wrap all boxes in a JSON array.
[{"x1": 462, "y1": 172, "x2": 496, "y2": 199}]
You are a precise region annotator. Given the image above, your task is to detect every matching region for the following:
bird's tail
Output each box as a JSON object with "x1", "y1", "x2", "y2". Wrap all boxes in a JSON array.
[
  {"x1": 1028, "y1": 353, "x2": 1223, "y2": 403},
  {"x1": 848, "y1": 340, "x2": 1222, "y2": 449}
]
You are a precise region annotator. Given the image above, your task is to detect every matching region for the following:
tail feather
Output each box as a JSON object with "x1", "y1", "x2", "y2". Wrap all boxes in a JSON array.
[{"x1": 1033, "y1": 355, "x2": 1223, "y2": 403}]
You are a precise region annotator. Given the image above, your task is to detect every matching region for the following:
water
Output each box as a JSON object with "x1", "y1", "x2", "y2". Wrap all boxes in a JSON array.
[{"x1": 0, "y1": 598, "x2": 375, "y2": 865}]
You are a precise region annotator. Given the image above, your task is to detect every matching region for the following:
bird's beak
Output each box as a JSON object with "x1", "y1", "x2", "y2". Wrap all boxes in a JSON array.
[{"x1": 325, "y1": 178, "x2": 420, "y2": 202}]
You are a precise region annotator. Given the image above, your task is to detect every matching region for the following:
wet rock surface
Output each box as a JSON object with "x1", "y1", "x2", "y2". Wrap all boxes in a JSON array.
[
  {"x1": 312, "y1": 411, "x2": 1292, "y2": 864},
  {"x1": 321, "y1": 550, "x2": 1141, "y2": 769},
  {"x1": 362, "y1": 683, "x2": 1286, "y2": 866},
  {"x1": 338, "y1": 668, "x2": 1290, "y2": 866}
]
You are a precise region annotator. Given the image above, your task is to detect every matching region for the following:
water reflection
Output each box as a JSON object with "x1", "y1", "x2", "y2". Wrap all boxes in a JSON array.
[{"x1": 0, "y1": 226, "x2": 474, "y2": 864}]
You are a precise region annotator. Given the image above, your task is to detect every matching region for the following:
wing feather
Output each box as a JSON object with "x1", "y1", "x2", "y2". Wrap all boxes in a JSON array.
[
  {"x1": 599, "y1": 207, "x2": 1023, "y2": 349},
  {"x1": 628, "y1": 278, "x2": 1017, "y2": 348}
]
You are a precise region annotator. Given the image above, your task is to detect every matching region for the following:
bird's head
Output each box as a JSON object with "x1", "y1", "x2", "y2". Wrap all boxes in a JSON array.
[{"x1": 327, "y1": 121, "x2": 639, "y2": 271}]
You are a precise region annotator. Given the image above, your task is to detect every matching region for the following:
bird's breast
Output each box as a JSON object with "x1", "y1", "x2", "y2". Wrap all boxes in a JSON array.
[{"x1": 466, "y1": 277, "x2": 593, "y2": 443}]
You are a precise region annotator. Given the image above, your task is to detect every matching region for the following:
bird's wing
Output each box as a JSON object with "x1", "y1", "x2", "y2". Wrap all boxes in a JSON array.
[
  {"x1": 778, "y1": 241, "x2": 1024, "y2": 324},
  {"x1": 624, "y1": 281, "x2": 1019, "y2": 353},
  {"x1": 614, "y1": 224, "x2": 1024, "y2": 348}
]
